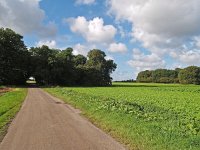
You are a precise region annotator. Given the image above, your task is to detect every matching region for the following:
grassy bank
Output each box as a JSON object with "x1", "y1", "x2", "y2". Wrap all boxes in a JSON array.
[
  {"x1": 0, "y1": 88, "x2": 27, "y2": 141},
  {"x1": 45, "y1": 83, "x2": 200, "y2": 150}
]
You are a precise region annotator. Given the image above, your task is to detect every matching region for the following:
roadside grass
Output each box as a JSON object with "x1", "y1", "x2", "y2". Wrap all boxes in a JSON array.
[
  {"x1": 0, "y1": 88, "x2": 27, "y2": 141},
  {"x1": 45, "y1": 83, "x2": 200, "y2": 150}
]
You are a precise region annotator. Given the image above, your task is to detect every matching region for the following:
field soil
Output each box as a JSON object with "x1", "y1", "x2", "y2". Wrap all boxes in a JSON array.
[{"x1": 0, "y1": 88, "x2": 125, "y2": 150}]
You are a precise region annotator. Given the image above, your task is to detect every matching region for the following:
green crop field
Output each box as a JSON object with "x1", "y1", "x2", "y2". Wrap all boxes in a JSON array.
[
  {"x1": 0, "y1": 88, "x2": 27, "y2": 141},
  {"x1": 46, "y1": 83, "x2": 200, "y2": 150}
]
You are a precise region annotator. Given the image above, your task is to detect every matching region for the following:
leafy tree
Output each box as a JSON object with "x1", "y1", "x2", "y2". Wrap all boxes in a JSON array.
[
  {"x1": 0, "y1": 28, "x2": 30, "y2": 85},
  {"x1": 137, "y1": 69, "x2": 180, "y2": 83},
  {"x1": 0, "y1": 28, "x2": 117, "y2": 86},
  {"x1": 178, "y1": 66, "x2": 200, "y2": 84},
  {"x1": 28, "y1": 47, "x2": 116, "y2": 86},
  {"x1": 86, "y1": 49, "x2": 106, "y2": 69},
  {"x1": 137, "y1": 70, "x2": 153, "y2": 83},
  {"x1": 53, "y1": 48, "x2": 76, "y2": 85},
  {"x1": 73, "y1": 54, "x2": 87, "y2": 85},
  {"x1": 85, "y1": 49, "x2": 117, "y2": 86},
  {"x1": 136, "y1": 67, "x2": 200, "y2": 85},
  {"x1": 104, "y1": 59, "x2": 117, "y2": 85},
  {"x1": 152, "y1": 69, "x2": 179, "y2": 83},
  {"x1": 74, "y1": 54, "x2": 87, "y2": 67},
  {"x1": 29, "y1": 45, "x2": 59, "y2": 85}
]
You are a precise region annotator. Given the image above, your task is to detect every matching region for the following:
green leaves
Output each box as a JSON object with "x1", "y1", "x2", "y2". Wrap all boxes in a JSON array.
[
  {"x1": 0, "y1": 28, "x2": 117, "y2": 86},
  {"x1": 179, "y1": 66, "x2": 200, "y2": 84},
  {"x1": 137, "y1": 66, "x2": 200, "y2": 85},
  {"x1": 0, "y1": 28, "x2": 30, "y2": 85}
]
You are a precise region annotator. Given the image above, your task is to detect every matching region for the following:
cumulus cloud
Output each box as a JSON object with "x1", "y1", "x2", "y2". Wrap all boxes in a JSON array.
[
  {"x1": 108, "y1": 0, "x2": 200, "y2": 44},
  {"x1": 73, "y1": 43, "x2": 97, "y2": 56},
  {"x1": 128, "y1": 49, "x2": 165, "y2": 73},
  {"x1": 65, "y1": 16, "x2": 117, "y2": 44},
  {"x1": 105, "y1": 55, "x2": 114, "y2": 60},
  {"x1": 36, "y1": 40, "x2": 57, "y2": 48},
  {"x1": 195, "y1": 36, "x2": 200, "y2": 48},
  {"x1": 73, "y1": 43, "x2": 89, "y2": 56},
  {"x1": 117, "y1": 25, "x2": 126, "y2": 38},
  {"x1": 75, "y1": 0, "x2": 95, "y2": 5},
  {"x1": 0, "y1": 0, "x2": 57, "y2": 37},
  {"x1": 170, "y1": 50, "x2": 200, "y2": 65},
  {"x1": 108, "y1": 42, "x2": 127, "y2": 53},
  {"x1": 108, "y1": 0, "x2": 200, "y2": 69}
]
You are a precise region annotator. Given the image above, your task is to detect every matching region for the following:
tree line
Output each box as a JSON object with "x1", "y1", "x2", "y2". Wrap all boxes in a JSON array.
[
  {"x1": 0, "y1": 28, "x2": 117, "y2": 86},
  {"x1": 137, "y1": 66, "x2": 200, "y2": 84}
]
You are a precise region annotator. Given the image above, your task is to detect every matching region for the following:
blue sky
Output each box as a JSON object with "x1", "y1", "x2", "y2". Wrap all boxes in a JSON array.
[{"x1": 1, "y1": 0, "x2": 200, "y2": 80}]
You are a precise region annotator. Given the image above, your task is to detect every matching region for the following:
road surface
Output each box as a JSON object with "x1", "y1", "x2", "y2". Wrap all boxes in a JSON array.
[{"x1": 0, "y1": 88, "x2": 126, "y2": 150}]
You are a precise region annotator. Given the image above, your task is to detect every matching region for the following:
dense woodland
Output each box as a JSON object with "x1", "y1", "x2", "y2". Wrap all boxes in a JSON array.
[
  {"x1": 0, "y1": 28, "x2": 116, "y2": 86},
  {"x1": 137, "y1": 67, "x2": 200, "y2": 84}
]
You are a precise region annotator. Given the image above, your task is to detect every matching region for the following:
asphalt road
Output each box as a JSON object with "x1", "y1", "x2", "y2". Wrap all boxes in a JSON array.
[{"x1": 0, "y1": 88, "x2": 126, "y2": 150}]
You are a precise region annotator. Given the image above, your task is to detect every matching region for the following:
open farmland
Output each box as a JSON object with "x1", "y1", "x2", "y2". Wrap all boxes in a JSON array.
[
  {"x1": 0, "y1": 88, "x2": 27, "y2": 141},
  {"x1": 46, "y1": 83, "x2": 200, "y2": 150}
]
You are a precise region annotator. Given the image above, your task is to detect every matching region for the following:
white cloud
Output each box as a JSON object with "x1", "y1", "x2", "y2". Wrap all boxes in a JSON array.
[
  {"x1": 75, "y1": 0, "x2": 95, "y2": 5},
  {"x1": 73, "y1": 43, "x2": 97, "y2": 56},
  {"x1": 195, "y1": 36, "x2": 200, "y2": 48},
  {"x1": 36, "y1": 40, "x2": 57, "y2": 48},
  {"x1": 108, "y1": 0, "x2": 200, "y2": 36},
  {"x1": 0, "y1": 0, "x2": 57, "y2": 37},
  {"x1": 73, "y1": 43, "x2": 89, "y2": 56},
  {"x1": 117, "y1": 25, "x2": 126, "y2": 38},
  {"x1": 170, "y1": 50, "x2": 200, "y2": 65},
  {"x1": 108, "y1": 42, "x2": 127, "y2": 53},
  {"x1": 108, "y1": 0, "x2": 200, "y2": 71},
  {"x1": 108, "y1": 0, "x2": 200, "y2": 56},
  {"x1": 66, "y1": 16, "x2": 117, "y2": 44},
  {"x1": 128, "y1": 49, "x2": 165, "y2": 73},
  {"x1": 105, "y1": 55, "x2": 114, "y2": 60}
]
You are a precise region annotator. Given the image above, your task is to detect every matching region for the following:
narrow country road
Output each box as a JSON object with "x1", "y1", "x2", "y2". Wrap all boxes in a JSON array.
[{"x1": 0, "y1": 88, "x2": 126, "y2": 150}]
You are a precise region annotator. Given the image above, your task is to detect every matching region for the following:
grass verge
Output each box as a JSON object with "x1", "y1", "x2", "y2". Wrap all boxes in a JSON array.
[{"x1": 0, "y1": 88, "x2": 27, "y2": 142}]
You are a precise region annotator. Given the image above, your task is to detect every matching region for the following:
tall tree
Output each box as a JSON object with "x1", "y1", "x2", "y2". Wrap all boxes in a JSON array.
[
  {"x1": 0, "y1": 28, "x2": 30, "y2": 85},
  {"x1": 0, "y1": 28, "x2": 117, "y2": 86},
  {"x1": 152, "y1": 69, "x2": 179, "y2": 83},
  {"x1": 85, "y1": 49, "x2": 117, "y2": 86},
  {"x1": 137, "y1": 70, "x2": 153, "y2": 83},
  {"x1": 74, "y1": 54, "x2": 87, "y2": 67},
  {"x1": 178, "y1": 66, "x2": 200, "y2": 84},
  {"x1": 29, "y1": 45, "x2": 58, "y2": 85}
]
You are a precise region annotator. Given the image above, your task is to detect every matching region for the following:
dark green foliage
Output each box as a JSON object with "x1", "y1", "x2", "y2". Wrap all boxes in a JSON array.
[
  {"x1": 74, "y1": 54, "x2": 87, "y2": 67},
  {"x1": 137, "y1": 70, "x2": 153, "y2": 83},
  {"x1": 0, "y1": 28, "x2": 30, "y2": 85},
  {"x1": 0, "y1": 28, "x2": 117, "y2": 86},
  {"x1": 115, "y1": 79, "x2": 136, "y2": 82},
  {"x1": 178, "y1": 66, "x2": 200, "y2": 85},
  {"x1": 137, "y1": 69, "x2": 179, "y2": 83},
  {"x1": 136, "y1": 67, "x2": 200, "y2": 85},
  {"x1": 137, "y1": 68, "x2": 180, "y2": 83},
  {"x1": 152, "y1": 69, "x2": 179, "y2": 83},
  {"x1": 29, "y1": 48, "x2": 116, "y2": 86},
  {"x1": 85, "y1": 50, "x2": 117, "y2": 86}
]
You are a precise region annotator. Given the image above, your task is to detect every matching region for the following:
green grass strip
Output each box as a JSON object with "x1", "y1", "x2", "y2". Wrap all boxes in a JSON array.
[{"x1": 0, "y1": 88, "x2": 27, "y2": 141}]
